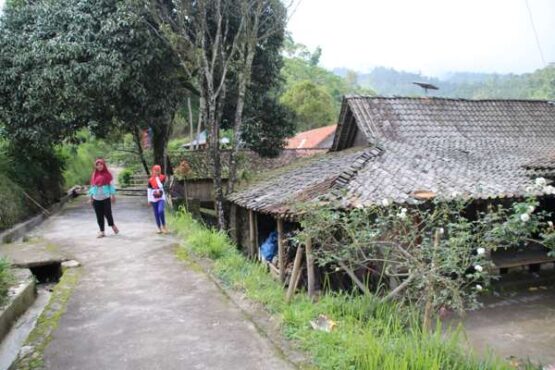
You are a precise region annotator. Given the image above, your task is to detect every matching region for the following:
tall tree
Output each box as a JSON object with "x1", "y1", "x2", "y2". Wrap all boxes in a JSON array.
[
  {"x1": 155, "y1": 0, "x2": 242, "y2": 229},
  {"x1": 225, "y1": 0, "x2": 288, "y2": 194}
]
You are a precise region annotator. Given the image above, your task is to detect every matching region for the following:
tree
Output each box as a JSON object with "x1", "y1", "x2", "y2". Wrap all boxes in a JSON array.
[
  {"x1": 0, "y1": 0, "x2": 187, "y2": 173},
  {"x1": 154, "y1": 0, "x2": 243, "y2": 229},
  {"x1": 226, "y1": 0, "x2": 289, "y2": 194},
  {"x1": 280, "y1": 80, "x2": 336, "y2": 131}
]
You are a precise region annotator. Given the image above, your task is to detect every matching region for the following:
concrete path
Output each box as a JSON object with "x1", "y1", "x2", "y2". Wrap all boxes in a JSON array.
[
  {"x1": 31, "y1": 196, "x2": 292, "y2": 370},
  {"x1": 457, "y1": 284, "x2": 555, "y2": 366}
]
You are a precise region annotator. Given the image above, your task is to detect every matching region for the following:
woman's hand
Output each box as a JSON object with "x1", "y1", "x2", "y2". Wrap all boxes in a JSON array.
[
  {"x1": 111, "y1": 195, "x2": 116, "y2": 204},
  {"x1": 88, "y1": 198, "x2": 93, "y2": 207}
]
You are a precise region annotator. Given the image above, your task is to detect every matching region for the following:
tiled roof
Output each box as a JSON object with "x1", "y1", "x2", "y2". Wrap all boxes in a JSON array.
[
  {"x1": 227, "y1": 148, "x2": 377, "y2": 217},
  {"x1": 286, "y1": 124, "x2": 337, "y2": 149},
  {"x1": 229, "y1": 96, "x2": 555, "y2": 215}
]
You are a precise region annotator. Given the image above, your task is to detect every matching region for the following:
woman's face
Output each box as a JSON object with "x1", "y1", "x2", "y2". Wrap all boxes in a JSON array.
[
  {"x1": 95, "y1": 162, "x2": 104, "y2": 171},
  {"x1": 154, "y1": 168, "x2": 161, "y2": 176}
]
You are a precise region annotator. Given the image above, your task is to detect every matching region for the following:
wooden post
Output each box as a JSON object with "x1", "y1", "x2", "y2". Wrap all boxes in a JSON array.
[
  {"x1": 229, "y1": 204, "x2": 237, "y2": 243},
  {"x1": 254, "y1": 212, "x2": 260, "y2": 261},
  {"x1": 306, "y1": 239, "x2": 316, "y2": 299},
  {"x1": 277, "y1": 218, "x2": 285, "y2": 283},
  {"x1": 249, "y1": 210, "x2": 256, "y2": 259},
  {"x1": 286, "y1": 246, "x2": 304, "y2": 303}
]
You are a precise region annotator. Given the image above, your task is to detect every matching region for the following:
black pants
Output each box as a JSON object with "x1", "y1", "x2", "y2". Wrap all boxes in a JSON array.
[{"x1": 93, "y1": 198, "x2": 114, "y2": 232}]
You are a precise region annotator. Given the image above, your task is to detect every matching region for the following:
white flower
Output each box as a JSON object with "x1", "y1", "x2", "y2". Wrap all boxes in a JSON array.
[
  {"x1": 544, "y1": 185, "x2": 555, "y2": 195},
  {"x1": 548, "y1": 221, "x2": 554, "y2": 228},
  {"x1": 397, "y1": 212, "x2": 407, "y2": 220},
  {"x1": 525, "y1": 185, "x2": 535, "y2": 193},
  {"x1": 528, "y1": 205, "x2": 535, "y2": 214},
  {"x1": 475, "y1": 284, "x2": 483, "y2": 291},
  {"x1": 381, "y1": 199, "x2": 390, "y2": 207},
  {"x1": 451, "y1": 191, "x2": 459, "y2": 198},
  {"x1": 438, "y1": 227, "x2": 445, "y2": 235},
  {"x1": 396, "y1": 208, "x2": 408, "y2": 220},
  {"x1": 535, "y1": 177, "x2": 547, "y2": 187},
  {"x1": 334, "y1": 267, "x2": 340, "y2": 272},
  {"x1": 520, "y1": 213, "x2": 531, "y2": 222},
  {"x1": 477, "y1": 247, "x2": 486, "y2": 256},
  {"x1": 474, "y1": 265, "x2": 483, "y2": 272}
]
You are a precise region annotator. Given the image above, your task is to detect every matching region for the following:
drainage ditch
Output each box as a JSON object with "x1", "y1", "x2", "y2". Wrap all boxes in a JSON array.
[{"x1": 29, "y1": 261, "x2": 63, "y2": 284}]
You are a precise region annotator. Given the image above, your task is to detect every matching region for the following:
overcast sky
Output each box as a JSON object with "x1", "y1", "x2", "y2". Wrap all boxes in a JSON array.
[
  {"x1": 1, "y1": 0, "x2": 553, "y2": 77},
  {"x1": 288, "y1": 0, "x2": 555, "y2": 77}
]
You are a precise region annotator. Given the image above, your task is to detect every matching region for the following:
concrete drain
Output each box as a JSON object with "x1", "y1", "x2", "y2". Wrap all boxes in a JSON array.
[{"x1": 29, "y1": 262, "x2": 63, "y2": 284}]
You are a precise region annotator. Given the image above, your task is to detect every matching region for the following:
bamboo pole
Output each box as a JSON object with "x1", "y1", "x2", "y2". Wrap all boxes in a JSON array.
[
  {"x1": 423, "y1": 229, "x2": 441, "y2": 332},
  {"x1": 286, "y1": 246, "x2": 304, "y2": 303},
  {"x1": 249, "y1": 210, "x2": 256, "y2": 259},
  {"x1": 306, "y1": 238, "x2": 316, "y2": 299},
  {"x1": 277, "y1": 218, "x2": 285, "y2": 282}
]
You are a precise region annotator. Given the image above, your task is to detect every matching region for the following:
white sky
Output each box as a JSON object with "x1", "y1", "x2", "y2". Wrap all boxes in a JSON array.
[
  {"x1": 2, "y1": 0, "x2": 553, "y2": 76},
  {"x1": 287, "y1": 0, "x2": 555, "y2": 76}
]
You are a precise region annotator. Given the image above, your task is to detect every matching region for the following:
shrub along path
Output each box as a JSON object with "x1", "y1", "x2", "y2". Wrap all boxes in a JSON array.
[{"x1": 29, "y1": 196, "x2": 292, "y2": 370}]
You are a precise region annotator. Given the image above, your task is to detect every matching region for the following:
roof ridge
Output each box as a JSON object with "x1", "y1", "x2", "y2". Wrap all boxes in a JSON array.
[
  {"x1": 331, "y1": 147, "x2": 383, "y2": 192},
  {"x1": 344, "y1": 95, "x2": 554, "y2": 104}
]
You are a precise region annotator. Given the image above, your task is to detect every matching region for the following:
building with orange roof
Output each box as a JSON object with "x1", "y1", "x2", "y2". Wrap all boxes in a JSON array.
[{"x1": 285, "y1": 124, "x2": 337, "y2": 150}]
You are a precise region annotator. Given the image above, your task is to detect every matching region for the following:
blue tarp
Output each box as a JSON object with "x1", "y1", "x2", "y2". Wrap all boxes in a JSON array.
[{"x1": 260, "y1": 231, "x2": 278, "y2": 262}]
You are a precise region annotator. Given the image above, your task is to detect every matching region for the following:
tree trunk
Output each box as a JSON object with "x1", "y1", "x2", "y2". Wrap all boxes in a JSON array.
[
  {"x1": 208, "y1": 99, "x2": 226, "y2": 230},
  {"x1": 132, "y1": 126, "x2": 150, "y2": 176},
  {"x1": 187, "y1": 96, "x2": 194, "y2": 150},
  {"x1": 151, "y1": 112, "x2": 175, "y2": 175},
  {"x1": 196, "y1": 96, "x2": 205, "y2": 150},
  {"x1": 226, "y1": 44, "x2": 257, "y2": 195}
]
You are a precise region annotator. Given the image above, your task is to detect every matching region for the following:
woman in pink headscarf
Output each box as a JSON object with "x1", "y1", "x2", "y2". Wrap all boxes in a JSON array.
[{"x1": 88, "y1": 158, "x2": 119, "y2": 238}]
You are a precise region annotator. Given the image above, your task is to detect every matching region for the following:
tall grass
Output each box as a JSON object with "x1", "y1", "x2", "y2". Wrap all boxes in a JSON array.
[{"x1": 169, "y1": 210, "x2": 510, "y2": 370}]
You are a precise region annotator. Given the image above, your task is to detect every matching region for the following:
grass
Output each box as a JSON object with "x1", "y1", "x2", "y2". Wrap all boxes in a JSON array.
[
  {"x1": 169, "y1": 209, "x2": 513, "y2": 370},
  {"x1": 0, "y1": 258, "x2": 15, "y2": 306}
]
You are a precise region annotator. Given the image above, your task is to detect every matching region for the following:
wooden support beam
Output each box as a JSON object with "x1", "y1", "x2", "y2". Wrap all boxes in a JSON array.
[
  {"x1": 254, "y1": 212, "x2": 259, "y2": 261},
  {"x1": 248, "y1": 210, "x2": 256, "y2": 259},
  {"x1": 305, "y1": 239, "x2": 316, "y2": 299},
  {"x1": 277, "y1": 218, "x2": 285, "y2": 282},
  {"x1": 286, "y1": 246, "x2": 304, "y2": 303}
]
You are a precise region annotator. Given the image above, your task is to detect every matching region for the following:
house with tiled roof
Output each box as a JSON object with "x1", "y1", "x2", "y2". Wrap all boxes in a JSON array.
[
  {"x1": 285, "y1": 124, "x2": 337, "y2": 150},
  {"x1": 227, "y1": 96, "x2": 555, "y2": 284}
]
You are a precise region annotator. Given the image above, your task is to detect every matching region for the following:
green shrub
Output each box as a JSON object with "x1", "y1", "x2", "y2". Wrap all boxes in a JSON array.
[
  {"x1": 0, "y1": 258, "x2": 14, "y2": 306},
  {"x1": 118, "y1": 168, "x2": 133, "y2": 188}
]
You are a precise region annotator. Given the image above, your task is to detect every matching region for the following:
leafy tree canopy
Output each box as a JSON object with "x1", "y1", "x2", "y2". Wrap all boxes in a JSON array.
[
  {"x1": 280, "y1": 37, "x2": 374, "y2": 130},
  {"x1": 280, "y1": 80, "x2": 336, "y2": 131},
  {"x1": 0, "y1": 0, "x2": 185, "y2": 153}
]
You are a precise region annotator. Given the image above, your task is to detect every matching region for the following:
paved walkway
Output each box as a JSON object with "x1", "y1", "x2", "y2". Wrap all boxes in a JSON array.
[{"x1": 31, "y1": 196, "x2": 292, "y2": 370}]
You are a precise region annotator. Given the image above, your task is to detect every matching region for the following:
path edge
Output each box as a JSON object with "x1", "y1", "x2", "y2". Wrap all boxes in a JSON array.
[
  {"x1": 0, "y1": 189, "x2": 79, "y2": 244},
  {"x1": 175, "y1": 246, "x2": 311, "y2": 370}
]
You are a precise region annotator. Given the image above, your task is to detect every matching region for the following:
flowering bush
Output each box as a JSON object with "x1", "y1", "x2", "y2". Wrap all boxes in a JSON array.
[{"x1": 296, "y1": 183, "x2": 555, "y2": 329}]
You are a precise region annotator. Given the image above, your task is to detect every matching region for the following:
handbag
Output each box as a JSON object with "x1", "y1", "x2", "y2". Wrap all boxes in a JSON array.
[{"x1": 153, "y1": 177, "x2": 164, "y2": 199}]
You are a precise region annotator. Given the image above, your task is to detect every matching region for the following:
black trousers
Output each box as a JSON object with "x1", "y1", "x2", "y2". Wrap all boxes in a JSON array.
[{"x1": 93, "y1": 198, "x2": 114, "y2": 232}]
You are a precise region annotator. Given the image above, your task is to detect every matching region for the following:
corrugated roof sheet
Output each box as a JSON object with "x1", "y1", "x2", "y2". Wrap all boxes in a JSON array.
[{"x1": 229, "y1": 97, "x2": 555, "y2": 215}]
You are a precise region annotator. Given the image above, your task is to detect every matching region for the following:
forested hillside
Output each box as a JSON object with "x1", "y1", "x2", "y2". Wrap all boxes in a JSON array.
[{"x1": 334, "y1": 65, "x2": 555, "y2": 100}]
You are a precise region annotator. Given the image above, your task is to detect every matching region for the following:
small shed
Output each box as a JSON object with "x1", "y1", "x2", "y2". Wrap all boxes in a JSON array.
[{"x1": 227, "y1": 96, "x2": 555, "y2": 293}]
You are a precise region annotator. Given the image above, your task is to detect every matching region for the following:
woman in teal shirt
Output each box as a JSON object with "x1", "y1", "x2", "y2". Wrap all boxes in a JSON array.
[{"x1": 88, "y1": 159, "x2": 119, "y2": 238}]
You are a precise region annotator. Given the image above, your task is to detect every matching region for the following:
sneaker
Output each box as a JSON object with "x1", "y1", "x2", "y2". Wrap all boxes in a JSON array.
[
  {"x1": 112, "y1": 225, "x2": 119, "y2": 234},
  {"x1": 97, "y1": 232, "x2": 106, "y2": 238}
]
